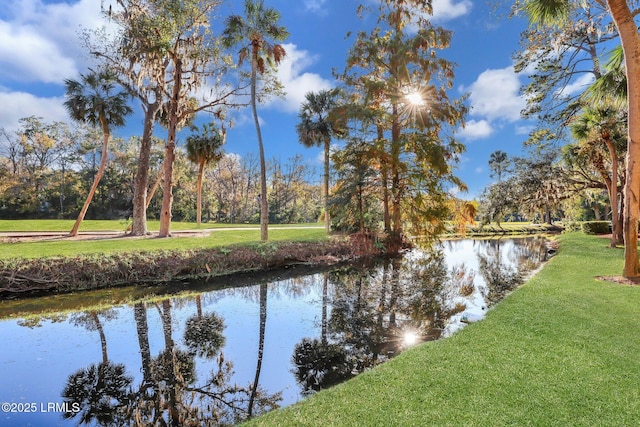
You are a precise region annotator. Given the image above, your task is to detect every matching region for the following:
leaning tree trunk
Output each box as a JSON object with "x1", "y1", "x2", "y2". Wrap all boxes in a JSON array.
[
  {"x1": 248, "y1": 283, "x2": 268, "y2": 418},
  {"x1": 251, "y1": 53, "x2": 268, "y2": 241},
  {"x1": 69, "y1": 121, "x2": 109, "y2": 237},
  {"x1": 607, "y1": 0, "x2": 640, "y2": 278},
  {"x1": 146, "y1": 160, "x2": 164, "y2": 210},
  {"x1": 91, "y1": 311, "x2": 108, "y2": 364}
]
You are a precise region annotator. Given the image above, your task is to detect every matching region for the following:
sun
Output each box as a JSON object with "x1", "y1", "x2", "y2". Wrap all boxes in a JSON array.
[{"x1": 405, "y1": 91, "x2": 425, "y2": 106}]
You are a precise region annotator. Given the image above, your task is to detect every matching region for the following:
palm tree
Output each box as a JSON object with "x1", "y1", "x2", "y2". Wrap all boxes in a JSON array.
[
  {"x1": 297, "y1": 89, "x2": 340, "y2": 233},
  {"x1": 185, "y1": 123, "x2": 226, "y2": 225},
  {"x1": 64, "y1": 69, "x2": 132, "y2": 237},
  {"x1": 584, "y1": 45, "x2": 627, "y2": 110},
  {"x1": 488, "y1": 150, "x2": 510, "y2": 183},
  {"x1": 523, "y1": 0, "x2": 640, "y2": 278},
  {"x1": 570, "y1": 106, "x2": 625, "y2": 247},
  {"x1": 223, "y1": 0, "x2": 289, "y2": 241}
]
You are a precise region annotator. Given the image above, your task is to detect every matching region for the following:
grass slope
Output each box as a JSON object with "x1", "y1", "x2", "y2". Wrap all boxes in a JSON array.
[
  {"x1": 0, "y1": 219, "x2": 320, "y2": 232},
  {"x1": 0, "y1": 228, "x2": 326, "y2": 259},
  {"x1": 247, "y1": 233, "x2": 640, "y2": 427}
]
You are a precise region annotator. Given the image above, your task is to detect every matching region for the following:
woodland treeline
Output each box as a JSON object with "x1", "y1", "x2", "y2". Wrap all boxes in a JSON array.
[{"x1": 0, "y1": 117, "x2": 322, "y2": 225}]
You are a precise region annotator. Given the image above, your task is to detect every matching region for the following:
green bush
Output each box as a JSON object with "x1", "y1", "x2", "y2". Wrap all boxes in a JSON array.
[
  {"x1": 581, "y1": 221, "x2": 611, "y2": 235},
  {"x1": 561, "y1": 221, "x2": 583, "y2": 232}
]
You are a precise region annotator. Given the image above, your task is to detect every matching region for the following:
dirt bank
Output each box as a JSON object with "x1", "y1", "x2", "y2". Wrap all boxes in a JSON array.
[{"x1": 0, "y1": 237, "x2": 383, "y2": 299}]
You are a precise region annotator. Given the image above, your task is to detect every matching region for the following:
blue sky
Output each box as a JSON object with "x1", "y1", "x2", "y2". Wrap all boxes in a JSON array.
[{"x1": 0, "y1": 0, "x2": 534, "y2": 199}]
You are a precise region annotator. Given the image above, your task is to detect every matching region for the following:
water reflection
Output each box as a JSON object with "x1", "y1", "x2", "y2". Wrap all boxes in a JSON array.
[{"x1": 0, "y1": 237, "x2": 549, "y2": 426}]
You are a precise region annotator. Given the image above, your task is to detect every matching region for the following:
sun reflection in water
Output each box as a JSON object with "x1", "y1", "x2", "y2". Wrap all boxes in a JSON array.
[{"x1": 402, "y1": 330, "x2": 419, "y2": 347}]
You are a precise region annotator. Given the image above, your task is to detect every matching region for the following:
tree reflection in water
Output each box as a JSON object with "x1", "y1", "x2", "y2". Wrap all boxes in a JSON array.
[
  {"x1": 5, "y1": 237, "x2": 548, "y2": 425},
  {"x1": 292, "y1": 249, "x2": 469, "y2": 396},
  {"x1": 61, "y1": 297, "x2": 281, "y2": 426},
  {"x1": 292, "y1": 238, "x2": 549, "y2": 396},
  {"x1": 477, "y1": 237, "x2": 548, "y2": 306}
]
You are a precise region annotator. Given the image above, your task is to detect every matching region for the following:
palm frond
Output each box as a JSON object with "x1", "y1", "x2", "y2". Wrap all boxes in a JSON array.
[{"x1": 524, "y1": 0, "x2": 572, "y2": 26}]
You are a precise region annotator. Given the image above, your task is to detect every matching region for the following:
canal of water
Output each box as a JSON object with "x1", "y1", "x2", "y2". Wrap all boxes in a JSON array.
[{"x1": 0, "y1": 236, "x2": 550, "y2": 426}]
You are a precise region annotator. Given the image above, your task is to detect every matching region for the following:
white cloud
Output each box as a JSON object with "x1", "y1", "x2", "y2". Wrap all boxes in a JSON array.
[
  {"x1": 0, "y1": 0, "x2": 106, "y2": 84},
  {"x1": 0, "y1": 0, "x2": 111, "y2": 130},
  {"x1": 431, "y1": 0, "x2": 473, "y2": 22},
  {"x1": 465, "y1": 67, "x2": 525, "y2": 123},
  {"x1": 0, "y1": 21, "x2": 77, "y2": 83},
  {"x1": 229, "y1": 111, "x2": 265, "y2": 128},
  {"x1": 448, "y1": 186, "x2": 462, "y2": 196},
  {"x1": 304, "y1": 0, "x2": 328, "y2": 14},
  {"x1": 458, "y1": 119, "x2": 493, "y2": 141},
  {"x1": 556, "y1": 73, "x2": 595, "y2": 98},
  {"x1": 515, "y1": 124, "x2": 534, "y2": 135},
  {"x1": 270, "y1": 43, "x2": 333, "y2": 113},
  {"x1": 369, "y1": 0, "x2": 472, "y2": 29},
  {"x1": 0, "y1": 90, "x2": 67, "y2": 131}
]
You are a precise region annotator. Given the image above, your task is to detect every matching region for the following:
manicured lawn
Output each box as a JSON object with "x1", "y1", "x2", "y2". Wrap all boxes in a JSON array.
[
  {"x1": 0, "y1": 227, "x2": 328, "y2": 259},
  {"x1": 245, "y1": 232, "x2": 640, "y2": 426},
  {"x1": 0, "y1": 219, "x2": 320, "y2": 232}
]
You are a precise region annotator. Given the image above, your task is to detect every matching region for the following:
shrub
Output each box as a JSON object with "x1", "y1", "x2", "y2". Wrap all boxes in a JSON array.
[
  {"x1": 561, "y1": 221, "x2": 583, "y2": 233},
  {"x1": 581, "y1": 221, "x2": 611, "y2": 235}
]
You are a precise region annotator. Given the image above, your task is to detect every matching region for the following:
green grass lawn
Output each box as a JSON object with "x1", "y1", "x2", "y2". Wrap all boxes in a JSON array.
[
  {"x1": 245, "y1": 232, "x2": 640, "y2": 426},
  {"x1": 0, "y1": 226, "x2": 328, "y2": 259},
  {"x1": 0, "y1": 219, "x2": 321, "y2": 232}
]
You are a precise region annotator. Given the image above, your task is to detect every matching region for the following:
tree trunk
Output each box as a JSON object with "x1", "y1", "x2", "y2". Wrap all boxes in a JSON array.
[
  {"x1": 251, "y1": 52, "x2": 268, "y2": 241},
  {"x1": 618, "y1": 187, "x2": 625, "y2": 244},
  {"x1": 321, "y1": 274, "x2": 328, "y2": 346},
  {"x1": 159, "y1": 60, "x2": 182, "y2": 238},
  {"x1": 389, "y1": 104, "x2": 402, "y2": 247},
  {"x1": 248, "y1": 283, "x2": 267, "y2": 418},
  {"x1": 146, "y1": 161, "x2": 164, "y2": 210},
  {"x1": 595, "y1": 160, "x2": 615, "y2": 247},
  {"x1": 69, "y1": 122, "x2": 109, "y2": 237},
  {"x1": 607, "y1": 0, "x2": 640, "y2": 277},
  {"x1": 134, "y1": 303, "x2": 152, "y2": 384},
  {"x1": 131, "y1": 101, "x2": 161, "y2": 236},
  {"x1": 158, "y1": 140, "x2": 176, "y2": 237},
  {"x1": 603, "y1": 136, "x2": 622, "y2": 247},
  {"x1": 323, "y1": 137, "x2": 330, "y2": 233},
  {"x1": 357, "y1": 183, "x2": 365, "y2": 233},
  {"x1": 378, "y1": 124, "x2": 391, "y2": 235},
  {"x1": 91, "y1": 311, "x2": 108, "y2": 364},
  {"x1": 196, "y1": 159, "x2": 205, "y2": 225}
]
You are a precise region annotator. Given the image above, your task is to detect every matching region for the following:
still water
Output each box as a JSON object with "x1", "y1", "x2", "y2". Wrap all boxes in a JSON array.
[{"x1": 0, "y1": 237, "x2": 550, "y2": 426}]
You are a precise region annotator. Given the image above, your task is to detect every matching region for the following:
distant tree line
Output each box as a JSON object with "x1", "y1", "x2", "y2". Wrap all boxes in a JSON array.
[{"x1": 0, "y1": 116, "x2": 321, "y2": 224}]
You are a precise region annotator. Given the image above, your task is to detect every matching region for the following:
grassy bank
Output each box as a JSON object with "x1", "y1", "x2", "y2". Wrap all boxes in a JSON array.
[
  {"x1": 0, "y1": 219, "x2": 320, "y2": 232},
  {"x1": 0, "y1": 227, "x2": 326, "y2": 259},
  {"x1": 0, "y1": 234, "x2": 363, "y2": 296},
  {"x1": 246, "y1": 233, "x2": 640, "y2": 426}
]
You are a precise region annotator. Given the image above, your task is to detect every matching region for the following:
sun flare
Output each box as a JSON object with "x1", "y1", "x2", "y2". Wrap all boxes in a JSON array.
[
  {"x1": 403, "y1": 331, "x2": 419, "y2": 347},
  {"x1": 405, "y1": 91, "x2": 425, "y2": 106}
]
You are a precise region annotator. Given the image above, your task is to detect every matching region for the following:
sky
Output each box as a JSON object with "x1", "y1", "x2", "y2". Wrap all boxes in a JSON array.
[{"x1": 0, "y1": 0, "x2": 534, "y2": 199}]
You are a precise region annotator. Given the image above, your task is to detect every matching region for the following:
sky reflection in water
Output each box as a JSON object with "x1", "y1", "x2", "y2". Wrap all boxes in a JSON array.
[{"x1": 0, "y1": 237, "x2": 549, "y2": 426}]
